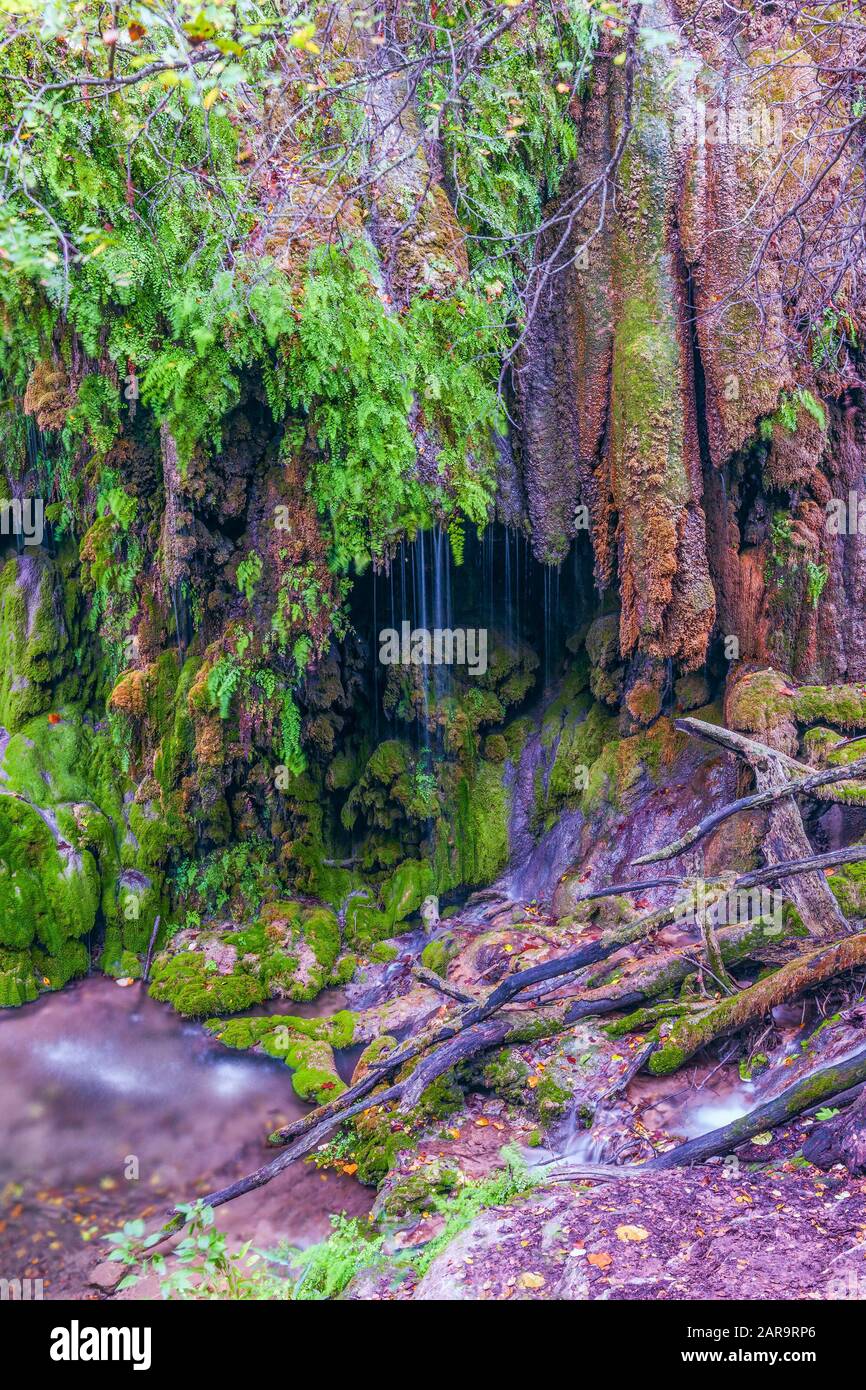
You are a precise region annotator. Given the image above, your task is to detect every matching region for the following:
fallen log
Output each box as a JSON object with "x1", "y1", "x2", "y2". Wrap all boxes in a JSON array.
[
  {"x1": 152, "y1": 917, "x2": 785, "y2": 1231},
  {"x1": 570, "y1": 876, "x2": 685, "y2": 901},
  {"x1": 577, "y1": 915, "x2": 785, "y2": 1013},
  {"x1": 731, "y1": 845, "x2": 866, "y2": 890},
  {"x1": 644, "y1": 717, "x2": 849, "y2": 937},
  {"x1": 647, "y1": 1045, "x2": 866, "y2": 1169},
  {"x1": 648, "y1": 931, "x2": 866, "y2": 1074},
  {"x1": 411, "y1": 965, "x2": 477, "y2": 1003},
  {"x1": 801, "y1": 1086, "x2": 866, "y2": 1174}
]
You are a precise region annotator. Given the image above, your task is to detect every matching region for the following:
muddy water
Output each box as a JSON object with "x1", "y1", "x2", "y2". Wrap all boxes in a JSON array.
[{"x1": 0, "y1": 977, "x2": 369, "y2": 1298}]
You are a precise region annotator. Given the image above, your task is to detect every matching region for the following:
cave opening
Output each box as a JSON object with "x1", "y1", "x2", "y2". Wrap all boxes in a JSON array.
[{"x1": 347, "y1": 521, "x2": 597, "y2": 749}]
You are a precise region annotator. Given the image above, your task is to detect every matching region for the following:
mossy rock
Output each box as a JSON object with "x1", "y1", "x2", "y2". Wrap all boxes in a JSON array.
[
  {"x1": 148, "y1": 951, "x2": 268, "y2": 1017},
  {"x1": 420, "y1": 932, "x2": 457, "y2": 978},
  {"x1": 827, "y1": 860, "x2": 866, "y2": 918},
  {"x1": 100, "y1": 948, "x2": 143, "y2": 981},
  {"x1": 344, "y1": 859, "x2": 434, "y2": 947},
  {"x1": 0, "y1": 553, "x2": 76, "y2": 734},
  {"x1": 483, "y1": 1047, "x2": 530, "y2": 1103},
  {"x1": 0, "y1": 948, "x2": 39, "y2": 1006},
  {"x1": 208, "y1": 1008, "x2": 354, "y2": 1102},
  {"x1": 793, "y1": 684, "x2": 866, "y2": 732},
  {"x1": 674, "y1": 673, "x2": 710, "y2": 713},
  {"x1": 0, "y1": 794, "x2": 99, "y2": 960},
  {"x1": 373, "y1": 1159, "x2": 462, "y2": 1225}
]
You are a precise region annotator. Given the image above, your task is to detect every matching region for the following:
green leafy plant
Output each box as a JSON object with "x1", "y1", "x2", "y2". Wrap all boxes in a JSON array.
[{"x1": 806, "y1": 561, "x2": 829, "y2": 609}]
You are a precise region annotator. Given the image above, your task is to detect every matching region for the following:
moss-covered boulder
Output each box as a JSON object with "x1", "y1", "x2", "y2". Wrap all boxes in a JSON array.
[
  {"x1": 0, "y1": 790, "x2": 99, "y2": 1004},
  {"x1": 149, "y1": 899, "x2": 343, "y2": 1015},
  {"x1": 344, "y1": 859, "x2": 435, "y2": 947},
  {"x1": 0, "y1": 710, "x2": 170, "y2": 997},
  {"x1": 148, "y1": 950, "x2": 268, "y2": 1017},
  {"x1": 0, "y1": 553, "x2": 76, "y2": 734},
  {"x1": 206, "y1": 1009, "x2": 355, "y2": 1104}
]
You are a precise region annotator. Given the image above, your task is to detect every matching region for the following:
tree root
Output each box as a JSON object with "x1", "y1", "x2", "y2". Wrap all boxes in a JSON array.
[{"x1": 636, "y1": 716, "x2": 852, "y2": 937}]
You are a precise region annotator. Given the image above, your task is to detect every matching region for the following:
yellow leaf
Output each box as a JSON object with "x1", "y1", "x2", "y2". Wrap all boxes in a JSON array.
[
  {"x1": 615, "y1": 1224, "x2": 649, "y2": 1243},
  {"x1": 475, "y1": 1117, "x2": 490, "y2": 1127},
  {"x1": 203, "y1": 88, "x2": 221, "y2": 110},
  {"x1": 290, "y1": 22, "x2": 316, "y2": 47},
  {"x1": 517, "y1": 1272, "x2": 546, "y2": 1289}
]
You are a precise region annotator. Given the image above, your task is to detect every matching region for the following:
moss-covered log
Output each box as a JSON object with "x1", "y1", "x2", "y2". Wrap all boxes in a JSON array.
[
  {"x1": 648, "y1": 932, "x2": 866, "y2": 1074},
  {"x1": 802, "y1": 1089, "x2": 866, "y2": 1174}
]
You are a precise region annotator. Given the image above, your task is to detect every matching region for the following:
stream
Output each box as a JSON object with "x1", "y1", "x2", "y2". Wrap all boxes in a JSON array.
[{"x1": 0, "y1": 977, "x2": 370, "y2": 1299}]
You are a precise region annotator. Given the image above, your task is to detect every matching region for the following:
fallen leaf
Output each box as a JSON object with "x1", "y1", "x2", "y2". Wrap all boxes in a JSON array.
[
  {"x1": 588, "y1": 1252, "x2": 612, "y2": 1269},
  {"x1": 615, "y1": 1224, "x2": 649, "y2": 1243},
  {"x1": 517, "y1": 1272, "x2": 545, "y2": 1289}
]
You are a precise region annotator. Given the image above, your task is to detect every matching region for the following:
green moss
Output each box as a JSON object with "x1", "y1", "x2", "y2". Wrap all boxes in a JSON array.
[
  {"x1": 370, "y1": 941, "x2": 398, "y2": 963},
  {"x1": 534, "y1": 1074, "x2": 572, "y2": 1121},
  {"x1": 0, "y1": 554, "x2": 76, "y2": 734},
  {"x1": 827, "y1": 860, "x2": 866, "y2": 918},
  {"x1": 148, "y1": 952, "x2": 268, "y2": 1017},
  {"x1": 483, "y1": 1047, "x2": 530, "y2": 1102},
  {"x1": 100, "y1": 948, "x2": 142, "y2": 980},
  {"x1": 793, "y1": 685, "x2": 866, "y2": 732},
  {"x1": 0, "y1": 948, "x2": 39, "y2": 1006},
  {"x1": 0, "y1": 794, "x2": 99, "y2": 958},
  {"x1": 448, "y1": 759, "x2": 510, "y2": 888},
  {"x1": 329, "y1": 954, "x2": 357, "y2": 985},
  {"x1": 420, "y1": 933, "x2": 457, "y2": 978},
  {"x1": 344, "y1": 859, "x2": 434, "y2": 947},
  {"x1": 375, "y1": 1162, "x2": 462, "y2": 1225},
  {"x1": 483, "y1": 733, "x2": 508, "y2": 762},
  {"x1": 279, "y1": 1035, "x2": 346, "y2": 1105},
  {"x1": 604, "y1": 1002, "x2": 686, "y2": 1037},
  {"x1": 546, "y1": 700, "x2": 618, "y2": 809}
]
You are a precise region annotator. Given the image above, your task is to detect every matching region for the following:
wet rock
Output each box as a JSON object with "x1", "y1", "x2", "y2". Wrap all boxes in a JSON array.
[{"x1": 89, "y1": 1261, "x2": 125, "y2": 1293}]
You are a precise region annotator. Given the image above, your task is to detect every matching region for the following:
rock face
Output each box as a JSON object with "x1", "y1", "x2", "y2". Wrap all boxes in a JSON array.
[{"x1": 518, "y1": 1, "x2": 866, "y2": 686}]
